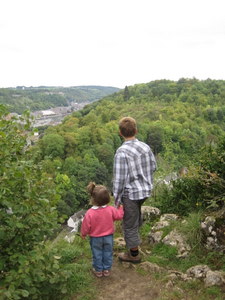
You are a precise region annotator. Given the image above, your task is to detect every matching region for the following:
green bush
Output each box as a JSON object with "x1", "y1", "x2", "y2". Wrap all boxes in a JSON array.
[
  {"x1": 1, "y1": 239, "x2": 93, "y2": 300},
  {"x1": 0, "y1": 107, "x2": 90, "y2": 299},
  {"x1": 154, "y1": 175, "x2": 206, "y2": 216},
  {"x1": 154, "y1": 136, "x2": 225, "y2": 215}
]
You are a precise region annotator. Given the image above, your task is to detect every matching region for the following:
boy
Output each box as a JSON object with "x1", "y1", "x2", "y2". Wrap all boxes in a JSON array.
[{"x1": 113, "y1": 117, "x2": 156, "y2": 263}]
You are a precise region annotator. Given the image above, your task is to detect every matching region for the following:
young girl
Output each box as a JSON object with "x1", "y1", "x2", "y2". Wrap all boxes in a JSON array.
[{"x1": 81, "y1": 182, "x2": 124, "y2": 278}]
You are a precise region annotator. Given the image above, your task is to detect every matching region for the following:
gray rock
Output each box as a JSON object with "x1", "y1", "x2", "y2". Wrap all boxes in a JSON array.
[
  {"x1": 160, "y1": 214, "x2": 179, "y2": 222},
  {"x1": 201, "y1": 216, "x2": 219, "y2": 250},
  {"x1": 139, "y1": 261, "x2": 164, "y2": 273},
  {"x1": 186, "y1": 265, "x2": 211, "y2": 278},
  {"x1": 67, "y1": 209, "x2": 86, "y2": 233},
  {"x1": 148, "y1": 231, "x2": 164, "y2": 245},
  {"x1": 152, "y1": 220, "x2": 170, "y2": 231},
  {"x1": 141, "y1": 206, "x2": 161, "y2": 221},
  {"x1": 162, "y1": 230, "x2": 191, "y2": 258},
  {"x1": 204, "y1": 270, "x2": 225, "y2": 287},
  {"x1": 114, "y1": 237, "x2": 126, "y2": 248}
]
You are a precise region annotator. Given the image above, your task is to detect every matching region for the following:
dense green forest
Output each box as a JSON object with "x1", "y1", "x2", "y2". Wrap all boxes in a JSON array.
[
  {"x1": 31, "y1": 78, "x2": 225, "y2": 217},
  {"x1": 1, "y1": 78, "x2": 225, "y2": 299},
  {"x1": 0, "y1": 85, "x2": 120, "y2": 114}
]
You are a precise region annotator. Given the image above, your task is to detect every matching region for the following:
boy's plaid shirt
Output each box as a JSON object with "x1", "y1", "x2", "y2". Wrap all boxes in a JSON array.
[{"x1": 113, "y1": 138, "x2": 156, "y2": 206}]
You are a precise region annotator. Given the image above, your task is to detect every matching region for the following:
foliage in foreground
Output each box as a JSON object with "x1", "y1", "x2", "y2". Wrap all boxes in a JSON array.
[
  {"x1": 0, "y1": 106, "x2": 94, "y2": 299},
  {"x1": 1, "y1": 237, "x2": 94, "y2": 300}
]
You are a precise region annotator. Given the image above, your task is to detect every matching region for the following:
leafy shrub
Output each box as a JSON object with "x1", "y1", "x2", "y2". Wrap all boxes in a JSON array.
[
  {"x1": 1, "y1": 239, "x2": 93, "y2": 300},
  {"x1": 0, "y1": 107, "x2": 59, "y2": 274},
  {"x1": 154, "y1": 175, "x2": 206, "y2": 216},
  {"x1": 0, "y1": 107, "x2": 90, "y2": 299},
  {"x1": 154, "y1": 136, "x2": 225, "y2": 215}
]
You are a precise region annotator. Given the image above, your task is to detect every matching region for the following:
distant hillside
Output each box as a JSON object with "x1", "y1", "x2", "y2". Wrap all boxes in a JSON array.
[{"x1": 0, "y1": 85, "x2": 120, "y2": 114}]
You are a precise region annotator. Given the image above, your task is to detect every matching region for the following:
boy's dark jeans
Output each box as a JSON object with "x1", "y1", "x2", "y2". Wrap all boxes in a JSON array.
[{"x1": 121, "y1": 196, "x2": 146, "y2": 249}]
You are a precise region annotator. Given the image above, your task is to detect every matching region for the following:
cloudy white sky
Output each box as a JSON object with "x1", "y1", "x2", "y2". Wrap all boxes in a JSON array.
[{"x1": 1, "y1": 0, "x2": 225, "y2": 88}]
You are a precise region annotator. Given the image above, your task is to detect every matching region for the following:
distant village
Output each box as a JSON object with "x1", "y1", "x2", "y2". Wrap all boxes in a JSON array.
[
  {"x1": 6, "y1": 101, "x2": 90, "y2": 145},
  {"x1": 31, "y1": 101, "x2": 89, "y2": 128}
]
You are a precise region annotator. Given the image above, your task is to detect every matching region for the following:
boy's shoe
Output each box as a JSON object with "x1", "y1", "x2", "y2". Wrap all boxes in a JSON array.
[
  {"x1": 103, "y1": 270, "x2": 110, "y2": 277},
  {"x1": 118, "y1": 252, "x2": 141, "y2": 264},
  {"x1": 92, "y1": 269, "x2": 103, "y2": 278}
]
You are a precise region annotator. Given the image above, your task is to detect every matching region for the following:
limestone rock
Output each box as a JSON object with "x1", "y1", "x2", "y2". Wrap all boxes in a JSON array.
[
  {"x1": 114, "y1": 237, "x2": 126, "y2": 248},
  {"x1": 162, "y1": 230, "x2": 191, "y2": 258},
  {"x1": 204, "y1": 270, "x2": 225, "y2": 287},
  {"x1": 160, "y1": 214, "x2": 179, "y2": 222},
  {"x1": 67, "y1": 209, "x2": 86, "y2": 233},
  {"x1": 141, "y1": 206, "x2": 161, "y2": 221},
  {"x1": 186, "y1": 265, "x2": 211, "y2": 278},
  {"x1": 200, "y1": 215, "x2": 225, "y2": 251},
  {"x1": 139, "y1": 261, "x2": 164, "y2": 273},
  {"x1": 148, "y1": 231, "x2": 164, "y2": 245},
  {"x1": 152, "y1": 220, "x2": 170, "y2": 231},
  {"x1": 151, "y1": 214, "x2": 179, "y2": 231},
  {"x1": 148, "y1": 213, "x2": 180, "y2": 246},
  {"x1": 167, "y1": 270, "x2": 193, "y2": 282}
]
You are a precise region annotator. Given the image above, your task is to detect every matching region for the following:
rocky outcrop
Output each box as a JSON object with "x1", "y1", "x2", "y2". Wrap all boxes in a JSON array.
[
  {"x1": 149, "y1": 231, "x2": 164, "y2": 244},
  {"x1": 141, "y1": 206, "x2": 161, "y2": 222},
  {"x1": 64, "y1": 209, "x2": 86, "y2": 242},
  {"x1": 165, "y1": 267, "x2": 225, "y2": 288},
  {"x1": 200, "y1": 215, "x2": 225, "y2": 252},
  {"x1": 139, "y1": 261, "x2": 165, "y2": 273},
  {"x1": 186, "y1": 265, "x2": 211, "y2": 278},
  {"x1": 201, "y1": 216, "x2": 218, "y2": 250},
  {"x1": 204, "y1": 270, "x2": 225, "y2": 287},
  {"x1": 186, "y1": 265, "x2": 225, "y2": 287},
  {"x1": 148, "y1": 213, "x2": 191, "y2": 257},
  {"x1": 67, "y1": 209, "x2": 86, "y2": 233},
  {"x1": 162, "y1": 230, "x2": 191, "y2": 258},
  {"x1": 151, "y1": 214, "x2": 178, "y2": 231}
]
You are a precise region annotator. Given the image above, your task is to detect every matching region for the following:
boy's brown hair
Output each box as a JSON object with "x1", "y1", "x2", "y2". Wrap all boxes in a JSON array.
[
  {"x1": 87, "y1": 182, "x2": 110, "y2": 206},
  {"x1": 119, "y1": 117, "x2": 137, "y2": 138}
]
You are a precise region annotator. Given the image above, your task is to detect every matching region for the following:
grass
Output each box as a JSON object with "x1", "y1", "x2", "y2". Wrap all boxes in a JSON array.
[
  {"x1": 47, "y1": 233, "x2": 96, "y2": 300},
  {"x1": 177, "y1": 211, "x2": 204, "y2": 249},
  {"x1": 51, "y1": 209, "x2": 225, "y2": 300},
  {"x1": 141, "y1": 213, "x2": 225, "y2": 273}
]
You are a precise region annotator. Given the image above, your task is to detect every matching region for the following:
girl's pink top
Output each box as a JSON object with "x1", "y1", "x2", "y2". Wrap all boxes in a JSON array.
[{"x1": 81, "y1": 205, "x2": 124, "y2": 237}]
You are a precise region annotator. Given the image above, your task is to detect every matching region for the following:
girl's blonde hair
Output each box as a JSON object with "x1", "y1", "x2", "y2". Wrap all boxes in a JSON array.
[{"x1": 87, "y1": 182, "x2": 110, "y2": 206}]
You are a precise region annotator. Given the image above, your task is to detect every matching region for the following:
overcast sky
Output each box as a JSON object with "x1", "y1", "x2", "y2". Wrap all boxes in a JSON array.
[{"x1": 1, "y1": 0, "x2": 225, "y2": 88}]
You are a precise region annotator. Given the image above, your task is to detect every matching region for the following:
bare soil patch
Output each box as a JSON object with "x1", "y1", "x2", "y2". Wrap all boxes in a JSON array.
[{"x1": 94, "y1": 258, "x2": 161, "y2": 300}]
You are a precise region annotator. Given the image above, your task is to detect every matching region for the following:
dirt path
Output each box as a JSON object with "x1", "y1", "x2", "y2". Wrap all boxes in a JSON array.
[
  {"x1": 72, "y1": 250, "x2": 225, "y2": 300},
  {"x1": 94, "y1": 258, "x2": 161, "y2": 300}
]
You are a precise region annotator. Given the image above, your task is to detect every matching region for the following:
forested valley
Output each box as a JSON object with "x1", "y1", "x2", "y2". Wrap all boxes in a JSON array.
[
  {"x1": 1, "y1": 78, "x2": 225, "y2": 299},
  {"x1": 0, "y1": 86, "x2": 120, "y2": 114}
]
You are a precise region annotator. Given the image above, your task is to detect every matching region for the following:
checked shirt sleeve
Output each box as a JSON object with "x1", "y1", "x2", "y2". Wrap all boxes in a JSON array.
[
  {"x1": 150, "y1": 149, "x2": 157, "y2": 174},
  {"x1": 113, "y1": 151, "x2": 128, "y2": 207}
]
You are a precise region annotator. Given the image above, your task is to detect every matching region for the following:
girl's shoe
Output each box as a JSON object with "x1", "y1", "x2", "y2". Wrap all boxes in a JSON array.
[
  {"x1": 92, "y1": 269, "x2": 103, "y2": 278},
  {"x1": 103, "y1": 270, "x2": 110, "y2": 277}
]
